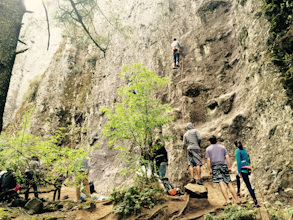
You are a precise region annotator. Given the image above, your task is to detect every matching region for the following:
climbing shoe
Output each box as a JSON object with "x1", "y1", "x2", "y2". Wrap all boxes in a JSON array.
[
  {"x1": 237, "y1": 193, "x2": 241, "y2": 198},
  {"x1": 197, "y1": 179, "x2": 203, "y2": 185},
  {"x1": 190, "y1": 178, "x2": 196, "y2": 184},
  {"x1": 253, "y1": 204, "x2": 261, "y2": 208}
]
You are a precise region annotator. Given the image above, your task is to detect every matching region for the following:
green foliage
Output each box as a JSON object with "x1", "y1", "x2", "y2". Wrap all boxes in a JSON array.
[
  {"x1": 268, "y1": 209, "x2": 285, "y2": 220},
  {"x1": 204, "y1": 205, "x2": 258, "y2": 220},
  {"x1": 0, "y1": 108, "x2": 89, "y2": 192},
  {"x1": 22, "y1": 76, "x2": 41, "y2": 103},
  {"x1": 262, "y1": 0, "x2": 293, "y2": 103},
  {"x1": 101, "y1": 63, "x2": 173, "y2": 175},
  {"x1": 110, "y1": 175, "x2": 165, "y2": 216}
]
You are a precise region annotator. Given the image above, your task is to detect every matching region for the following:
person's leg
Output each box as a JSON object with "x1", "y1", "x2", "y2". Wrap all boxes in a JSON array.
[
  {"x1": 219, "y1": 181, "x2": 230, "y2": 203},
  {"x1": 33, "y1": 184, "x2": 38, "y2": 198},
  {"x1": 189, "y1": 166, "x2": 194, "y2": 179},
  {"x1": 25, "y1": 172, "x2": 31, "y2": 200},
  {"x1": 176, "y1": 53, "x2": 180, "y2": 66},
  {"x1": 82, "y1": 173, "x2": 91, "y2": 198},
  {"x1": 57, "y1": 188, "x2": 61, "y2": 201},
  {"x1": 159, "y1": 164, "x2": 167, "y2": 178},
  {"x1": 53, "y1": 190, "x2": 57, "y2": 201},
  {"x1": 227, "y1": 183, "x2": 240, "y2": 203},
  {"x1": 76, "y1": 180, "x2": 81, "y2": 200},
  {"x1": 242, "y1": 173, "x2": 258, "y2": 204},
  {"x1": 196, "y1": 166, "x2": 201, "y2": 180},
  {"x1": 236, "y1": 174, "x2": 241, "y2": 194},
  {"x1": 173, "y1": 53, "x2": 176, "y2": 68}
]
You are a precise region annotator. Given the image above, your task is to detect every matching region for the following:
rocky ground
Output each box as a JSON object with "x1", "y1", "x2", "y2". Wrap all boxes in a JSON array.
[{"x1": 1, "y1": 176, "x2": 272, "y2": 220}]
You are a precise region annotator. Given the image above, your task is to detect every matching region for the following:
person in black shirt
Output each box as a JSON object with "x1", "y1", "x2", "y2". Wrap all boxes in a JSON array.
[
  {"x1": 153, "y1": 139, "x2": 168, "y2": 178},
  {"x1": 1, "y1": 168, "x2": 17, "y2": 192}
]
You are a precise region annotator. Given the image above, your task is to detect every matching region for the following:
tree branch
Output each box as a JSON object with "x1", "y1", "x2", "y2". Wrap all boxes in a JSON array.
[
  {"x1": 18, "y1": 39, "x2": 27, "y2": 45},
  {"x1": 25, "y1": 10, "x2": 34, "y2": 13},
  {"x1": 15, "y1": 48, "x2": 28, "y2": 55},
  {"x1": 68, "y1": 0, "x2": 106, "y2": 57},
  {"x1": 42, "y1": 0, "x2": 50, "y2": 50}
]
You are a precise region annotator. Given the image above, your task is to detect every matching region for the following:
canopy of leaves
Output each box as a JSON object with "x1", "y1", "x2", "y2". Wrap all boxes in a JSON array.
[{"x1": 101, "y1": 63, "x2": 173, "y2": 174}]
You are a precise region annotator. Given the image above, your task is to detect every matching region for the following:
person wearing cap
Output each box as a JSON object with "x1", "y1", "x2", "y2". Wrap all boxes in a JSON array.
[
  {"x1": 171, "y1": 38, "x2": 181, "y2": 69},
  {"x1": 25, "y1": 156, "x2": 40, "y2": 200},
  {"x1": 206, "y1": 136, "x2": 240, "y2": 206},
  {"x1": 183, "y1": 122, "x2": 203, "y2": 185}
]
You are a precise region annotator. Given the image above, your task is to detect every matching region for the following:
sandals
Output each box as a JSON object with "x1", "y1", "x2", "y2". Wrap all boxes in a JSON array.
[{"x1": 223, "y1": 202, "x2": 232, "y2": 206}]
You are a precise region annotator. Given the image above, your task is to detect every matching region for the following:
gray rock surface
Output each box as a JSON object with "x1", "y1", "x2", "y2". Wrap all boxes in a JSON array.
[{"x1": 4, "y1": 0, "x2": 293, "y2": 205}]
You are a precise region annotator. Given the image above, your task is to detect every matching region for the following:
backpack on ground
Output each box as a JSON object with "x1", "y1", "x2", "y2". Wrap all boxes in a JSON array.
[{"x1": 160, "y1": 178, "x2": 184, "y2": 196}]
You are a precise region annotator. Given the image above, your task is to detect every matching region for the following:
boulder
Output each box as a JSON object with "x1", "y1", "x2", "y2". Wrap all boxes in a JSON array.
[
  {"x1": 24, "y1": 198, "x2": 43, "y2": 214},
  {"x1": 184, "y1": 184, "x2": 208, "y2": 198}
]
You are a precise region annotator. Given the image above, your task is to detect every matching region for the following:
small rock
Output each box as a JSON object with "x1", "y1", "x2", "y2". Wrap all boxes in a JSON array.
[
  {"x1": 61, "y1": 195, "x2": 69, "y2": 200},
  {"x1": 184, "y1": 183, "x2": 208, "y2": 198}
]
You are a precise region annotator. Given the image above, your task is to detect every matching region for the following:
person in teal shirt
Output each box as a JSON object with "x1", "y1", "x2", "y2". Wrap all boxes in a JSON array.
[{"x1": 234, "y1": 140, "x2": 260, "y2": 208}]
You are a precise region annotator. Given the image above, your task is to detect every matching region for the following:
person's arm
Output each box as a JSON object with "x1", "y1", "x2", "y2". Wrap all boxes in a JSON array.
[
  {"x1": 235, "y1": 150, "x2": 242, "y2": 175},
  {"x1": 196, "y1": 131, "x2": 201, "y2": 147},
  {"x1": 183, "y1": 135, "x2": 186, "y2": 149},
  {"x1": 207, "y1": 158, "x2": 212, "y2": 176},
  {"x1": 225, "y1": 155, "x2": 232, "y2": 174}
]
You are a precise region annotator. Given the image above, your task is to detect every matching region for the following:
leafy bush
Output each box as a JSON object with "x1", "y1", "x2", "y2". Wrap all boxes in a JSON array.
[
  {"x1": 204, "y1": 205, "x2": 258, "y2": 220},
  {"x1": 262, "y1": 0, "x2": 293, "y2": 103},
  {"x1": 110, "y1": 175, "x2": 165, "y2": 216}
]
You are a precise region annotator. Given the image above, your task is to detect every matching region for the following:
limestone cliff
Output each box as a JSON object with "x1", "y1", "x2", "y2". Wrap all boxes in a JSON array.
[{"x1": 4, "y1": 0, "x2": 293, "y2": 205}]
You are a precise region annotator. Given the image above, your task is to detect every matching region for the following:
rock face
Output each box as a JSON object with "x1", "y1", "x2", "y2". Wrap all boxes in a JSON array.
[
  {"x1": 4, "y1": 0, "x2": 293, "y2": 205},
  {"x1": 184, "y1": 184, "x2": 208, "y2": 198}
]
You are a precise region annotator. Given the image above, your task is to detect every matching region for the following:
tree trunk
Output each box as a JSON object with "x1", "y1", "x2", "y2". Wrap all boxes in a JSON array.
[{"x1": 0, "y1": 0, "x2": 26, "y2": 133}]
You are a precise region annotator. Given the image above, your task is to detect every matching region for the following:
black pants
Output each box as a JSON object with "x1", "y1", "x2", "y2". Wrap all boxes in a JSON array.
[
  {"x1": 25, "y1": 172, "x2": 38, "y2": 200},
  {"x1": 236, "y1": 173, "x2": 258, "y2": 205},
  {"x1": 173, "y1": 52, "x2": 179, "y2": 64},
  {"x1": 53, "y1": 188, "x2": 61, "y2": 201}
]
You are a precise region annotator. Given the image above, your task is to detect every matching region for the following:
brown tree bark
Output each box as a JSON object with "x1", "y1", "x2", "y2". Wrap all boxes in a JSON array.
[{"x1": 0, "y1": 0, "x2": 26, "y2": 133}]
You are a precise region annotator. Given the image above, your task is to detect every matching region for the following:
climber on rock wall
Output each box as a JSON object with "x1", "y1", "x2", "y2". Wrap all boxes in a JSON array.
[
  {"x1": 234, "y1": 140, "x2": 260, "y2": 208},
  {"x1": 206, "y1": 136, "x2": 240, "y2": 206},
  {"x1": 171, "y1": 38, "x2": 181, "y2": 69},
  {"x1": 183, "y1": 122, "x2": 203, "y2": 185}
]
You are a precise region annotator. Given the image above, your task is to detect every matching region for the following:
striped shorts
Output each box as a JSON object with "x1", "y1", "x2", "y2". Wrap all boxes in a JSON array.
[{"x1": 187, "y1": 149, "x2": 202, "y2": 167}]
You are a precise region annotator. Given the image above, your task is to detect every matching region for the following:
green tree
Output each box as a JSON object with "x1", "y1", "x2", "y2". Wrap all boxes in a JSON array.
[
  {"x1": 101, "y1": 63, "x2": 173, "y2": 177},
  {"x1": 0, "y1": 108, "x2": 89, "y2": 197}
]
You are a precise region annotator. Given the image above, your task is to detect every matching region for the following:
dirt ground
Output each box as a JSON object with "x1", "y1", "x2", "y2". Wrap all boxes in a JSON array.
[{"x1": 14, "y1": 174, "x2": 269, "y2": 220}]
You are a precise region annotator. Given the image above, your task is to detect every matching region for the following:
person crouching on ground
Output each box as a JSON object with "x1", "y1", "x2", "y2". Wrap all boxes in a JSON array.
[
  {"x1": 206, "y1": 136, "x2": 240, "y2": 206},
  {"x1": 234, "y1": 140, "x2": 260, "y2": 208},
  {"x1": 183, "y1": 122, "x2": 203, "y2": 185}
]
